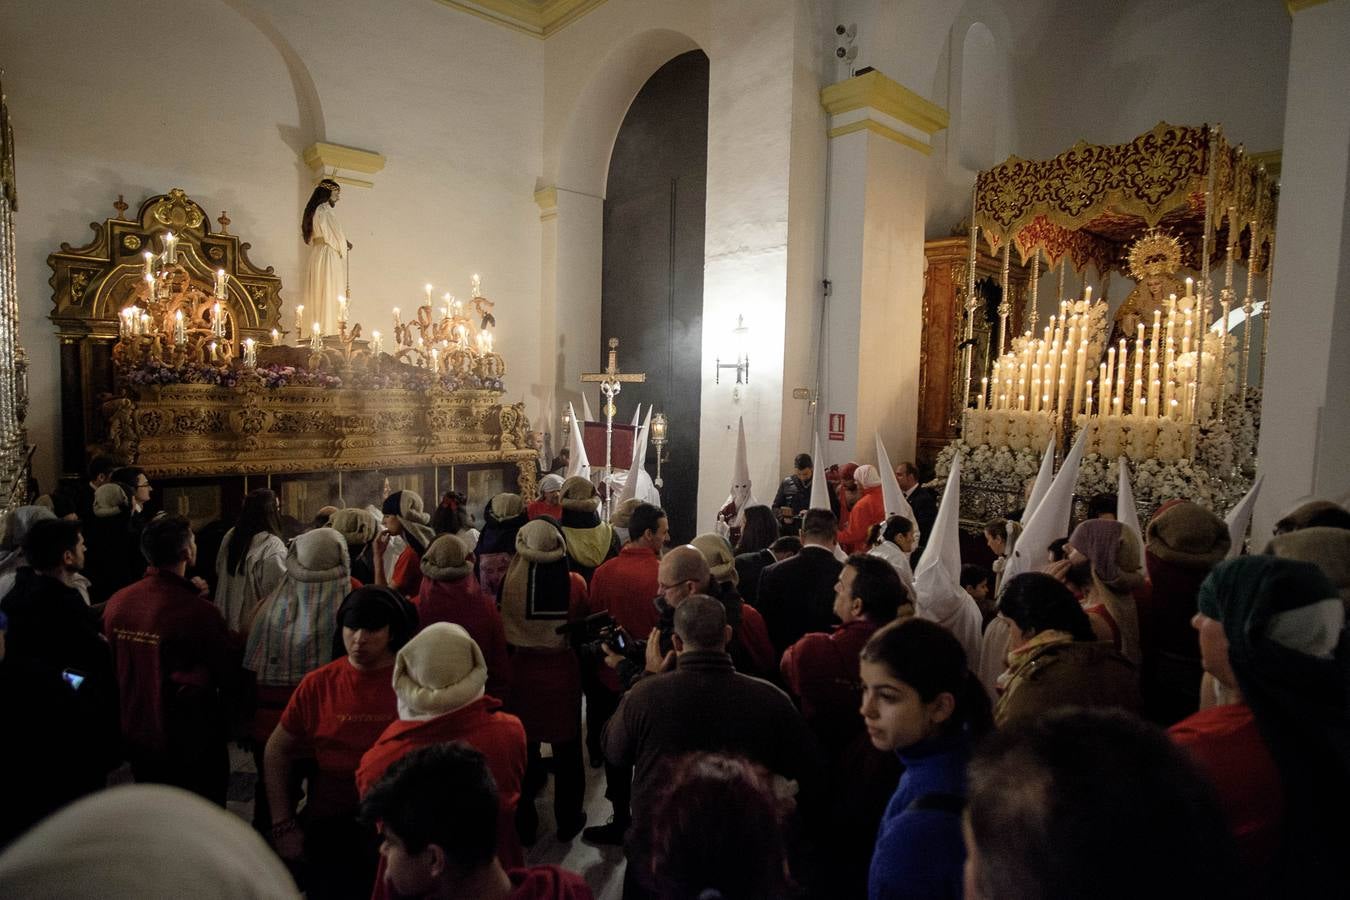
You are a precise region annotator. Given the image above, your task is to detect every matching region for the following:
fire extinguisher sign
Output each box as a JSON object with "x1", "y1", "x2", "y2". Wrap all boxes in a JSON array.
[{"x1": 828, "y1": 413, "x2": 846, "y2": 441}]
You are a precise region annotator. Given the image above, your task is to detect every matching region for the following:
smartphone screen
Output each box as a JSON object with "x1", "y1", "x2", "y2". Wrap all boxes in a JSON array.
[{"x1": 61, "y1": 669, "x2": 86, "y2": 691}]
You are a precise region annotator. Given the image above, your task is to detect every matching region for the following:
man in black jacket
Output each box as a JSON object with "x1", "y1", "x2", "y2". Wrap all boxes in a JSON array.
[
  {"x1": 603, "y1": 595, "x2": 823, "y2": 899},
  {"x1": 897, "y1": 461, "x2": 937, "y2": 565},
  {"x1": 755, "y1": 508, "x2": 844, "y2": 655}
]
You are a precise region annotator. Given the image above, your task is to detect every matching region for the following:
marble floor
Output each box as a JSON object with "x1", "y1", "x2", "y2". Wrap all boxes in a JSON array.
[{"x1": 227, "y1": 735, "x2": 626, "y2": 900}]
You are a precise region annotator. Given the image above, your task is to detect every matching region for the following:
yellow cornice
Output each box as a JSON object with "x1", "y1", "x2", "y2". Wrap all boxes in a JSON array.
[
  {"x1": 533, "y1": 186, "x2": 558, "y2": 209},
  {"x1": 433, "y1": 0, "x2": 607, "y2": 38},
  {"x1": 1285, "y1": 0, "x2": 1331, "y2": 14},
  {"x1": 821, "y1": 70, "x2": 949, "y2": 135},
  {"x1": 827, "y1": 119, "x2": 932, "y2": 155},
  {"x1": 1250, "y1": 149, "x2": 1282, "y2": 180},
  {"x1": 303, "y1": 142, "x2": 386, "y2": 175}
]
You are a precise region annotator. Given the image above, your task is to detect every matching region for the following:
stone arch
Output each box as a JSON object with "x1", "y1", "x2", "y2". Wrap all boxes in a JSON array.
[
  {"x1": 549, "y1": 28, "x2": 703, "y2": 198},
  {"x1": 218, "y1": 0, "x2": 327, "y2": 145}
]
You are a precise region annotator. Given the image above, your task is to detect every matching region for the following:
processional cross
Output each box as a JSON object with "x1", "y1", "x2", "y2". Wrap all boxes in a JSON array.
[{"x1": 581, "y1": 338, "x2": 646, "y2": 515}]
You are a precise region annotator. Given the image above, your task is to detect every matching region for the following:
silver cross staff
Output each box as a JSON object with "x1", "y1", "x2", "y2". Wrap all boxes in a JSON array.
[{"x1": 581, "y1": 338, "x2": 646, "y2": 518}]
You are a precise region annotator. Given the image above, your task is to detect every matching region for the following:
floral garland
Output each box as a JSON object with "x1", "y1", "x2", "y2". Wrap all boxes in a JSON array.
[{"x1": 118, "y1": 360, "x2": 505, "y2": 394}]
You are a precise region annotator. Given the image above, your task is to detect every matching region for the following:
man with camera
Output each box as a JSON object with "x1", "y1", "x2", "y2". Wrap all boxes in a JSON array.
[
  {"x1": 603, "y1": 594, "x2": 823, "y2": 899},
  {"x1": 576, "y1": 503, "x2": 667, "y2": 846}
]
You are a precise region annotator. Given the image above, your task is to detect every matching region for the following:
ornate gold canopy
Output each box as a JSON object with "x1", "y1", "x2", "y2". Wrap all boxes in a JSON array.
[{"x1": 973, "y1": 123, "x2": 1278, "y2": 274}]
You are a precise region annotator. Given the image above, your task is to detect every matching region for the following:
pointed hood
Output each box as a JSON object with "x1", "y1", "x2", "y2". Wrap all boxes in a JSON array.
[
  {"x1": 581, "y1": 392, "x2": 595, "y2": 424},
  {"x1": 629, "y1": 403, "x2": 642, "y2": 427},
  {"x1": 1117, "y1": 457, "x2": 1143, "y2": 548},
  {"x1": 913, "y1": 455, "x2": 982, "y2": 665},
  {"x1": 809, "y1": 431, "x2": 831, "y2": 510},
  {"x1": 1225, "y1": 474, "x2": 1264, "y2": 558},
  {"x1": 1004, "y1": 427, "x2": 1089, "y2": 584},
  {"x1": 876, "y1": 432, "x2": 918, "y2": 537},
  {"x1": 1022, "y1": 439, "x2": 1056, "y2": 525},
  {"x1": 565, "y1": 403, "x2": 591, "y2": 480},
  {"x1": 723, "y1": 417, "x2": 757, "y2": 526},
  {"x1": 616, "y1": 420, "x2": 649, "y2": 505}
]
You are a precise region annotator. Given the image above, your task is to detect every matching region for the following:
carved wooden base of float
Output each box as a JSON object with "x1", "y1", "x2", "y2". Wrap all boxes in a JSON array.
[{"x1": 108, "y1": 383, "x2": 538, "y2": 499}]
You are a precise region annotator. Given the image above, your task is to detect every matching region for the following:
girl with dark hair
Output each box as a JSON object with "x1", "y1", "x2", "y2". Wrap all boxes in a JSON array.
[
  {"x1": 860, "y1": 617, "x2": 991, "y2": 900},
  {"x1": 645, "y1": 753, "x2": 797, "y2": 900},
  {"x1": 431, "y1": 490, "x2": 481, "y2": 551},
  {"x1": 992, "y1": 573, "x2": 1139, "y2": 727},
  {"x1": 733, "y1": 505, "x2": 780, "y2": 605},
  {"x1": 213, "y1": 488, "x2": 287, "y2": 634},
  {"x1": 375, "y1": 490, "x2": 436, "y2": 600},
  {"x1": 264, "y1": 584, "x2": 418, "y2": 899},
  {"x1": 867, "y1": 514, "x2": 917, "y2": 598}
]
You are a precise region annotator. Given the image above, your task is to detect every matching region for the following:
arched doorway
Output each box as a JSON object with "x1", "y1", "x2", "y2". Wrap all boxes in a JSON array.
[{"x1": 601, "y1": 50, "x2": 709, "y2": 541}]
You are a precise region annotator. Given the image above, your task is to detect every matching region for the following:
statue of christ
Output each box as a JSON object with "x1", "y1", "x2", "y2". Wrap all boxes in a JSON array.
[{"x1": 300, "y1": 178, "x2": 350, "y2": 336}]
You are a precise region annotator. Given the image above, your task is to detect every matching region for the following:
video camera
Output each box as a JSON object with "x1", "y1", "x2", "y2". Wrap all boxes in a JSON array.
[{"x1": 555, "y1": 611, "x2": 630, "y2": 657}]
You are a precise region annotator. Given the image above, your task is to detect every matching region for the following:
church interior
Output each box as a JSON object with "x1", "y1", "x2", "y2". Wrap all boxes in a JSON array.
[{"x1": 1, "y1": 0, "x2": 1349, "y2": 897}]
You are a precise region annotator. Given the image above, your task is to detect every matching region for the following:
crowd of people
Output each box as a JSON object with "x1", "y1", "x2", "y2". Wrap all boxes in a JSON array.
[{"x1": 0, "y1": 450, "x2": 1347, "y2": 899}]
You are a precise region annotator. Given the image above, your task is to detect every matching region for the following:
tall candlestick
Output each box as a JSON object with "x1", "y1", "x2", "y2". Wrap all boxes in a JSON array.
[
  {"x1": 243, "y1": 338, "x2": 257, "y2": 368},
  {"x1": 311, "y1": 321, "x2": 322, "y2": 352},
  {"x1": 1115, "y1": 339, "x2": 1127, "y2": 409},
  {"x1": 143, "y1": 251, "x2": 154, "y2": 279},
  {"x1": 424, "y1": 283, "x2": 433, "y2": 306},
  {"x1": 165, "y1": 232, "x2": 177, "y2": 265},
  {"x1": 338, "y1": 294, "x2": 349, "y2": 325},
  {"x1": 1104, "y1": 349, "x2": 1115, "y2": 413},
  {"x1": 1085, "y1": 381, "x2": 1095, "y2": 419},
  {"x1": 215, "y1": 268, "x2": 227, "y2": 300},
  {"x1": 371, "y1": 330, "x2": 383, "y2": 355},
  {"x1": 295, "y1": 305, "x2": 304, "y2": 335},
  {"x1": 1163, "y1": 338, "x2": 1176, "y2": 414},
  {"x1": 271, "y1": 328, "x2": 279, "y2": 346},
  {"x1": 1030, "y1": 363, "x2": 1041, "y2": 414},
  {"x1": 212, "y1": 302, "x2": 223, "y2": 338},
  {"x1": 1185, "y1": 277, "x2": 1193, "y2": 299},
  {"x1": 1134, "y1": 323, "x2": 1146, "y2": 413},
  {"x1": 393, "y1": 307, "x2": 401, "y2": 327},
  {"x1": 978, "y1": 377, "x2": 987, "y2": 411},
  {"x1": 1073, "y1": 339, "x2": 1088, "y2": 415},
  {"x1": 1099, "y1": 362, "x2": 1109, "y2": 414},
  {"x1": 1216, "y1": 297, "x2": 1231, "y2": 421},
  {"x1": 174, "y1": 310, "x2": 186, "y2": 347}
]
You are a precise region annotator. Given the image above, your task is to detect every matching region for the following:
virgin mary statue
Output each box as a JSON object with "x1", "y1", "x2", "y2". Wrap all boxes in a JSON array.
[{"x1": 301, "y1": 179, "x2": 348, "y2": 336}]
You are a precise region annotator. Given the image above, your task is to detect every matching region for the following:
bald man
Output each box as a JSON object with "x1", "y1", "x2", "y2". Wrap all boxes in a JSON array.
[{"x1": 604, "y1": 545, "x2": 710, "y2": 688}]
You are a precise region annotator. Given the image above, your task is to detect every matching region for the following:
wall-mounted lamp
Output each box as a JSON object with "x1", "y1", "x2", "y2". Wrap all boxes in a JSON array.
[
  {"x1": 715, "y1": 315, "x2": 750, "y2": 389},
  {"x1": 650, "y1": 412, "x2": 669, "y2": 488}
]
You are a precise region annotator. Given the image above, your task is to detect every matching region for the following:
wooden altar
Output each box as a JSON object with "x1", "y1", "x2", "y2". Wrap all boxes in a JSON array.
[
  {"x1": 917, "y1": 235, "x2": 1030, "y2": 470},
  {"x1": 48, "y1": 189, "x2": 536, "y2": 525}
]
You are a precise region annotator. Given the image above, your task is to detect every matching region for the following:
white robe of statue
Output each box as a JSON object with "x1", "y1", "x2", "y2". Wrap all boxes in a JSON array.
[{"x1": 305, "y1": 202, "x2": 347, "y2": 336}]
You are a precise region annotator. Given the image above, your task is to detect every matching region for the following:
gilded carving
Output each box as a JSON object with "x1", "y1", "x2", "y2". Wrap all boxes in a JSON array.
[{"x1": 122, "y1": 234, "x2": 142, "y2": 251}]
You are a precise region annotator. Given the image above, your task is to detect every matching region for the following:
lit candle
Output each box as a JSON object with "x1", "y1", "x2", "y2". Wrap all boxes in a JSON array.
[
  {"x1": 1134, "y1": 323, "x2": 1146, "y2": 413},
  {"x1": 311, "y1": 321, "x2": 322, "y2": 351},
  {"x1": 143, "y1": 251, "x2": 154, "y2": 278},
  {"x1": 442, "y1": 292, "x2": 452, "y2": 321},
  {"x1": 978, "y1": 377, "x2": 987, "y2": 410},
  {"x1": 393, "y1": 306, "x2": 401, "y2": 326},
  {"x1": 424, "y1": 283, "x2": 433, "y2": 306},
  {"x1": 471, "y1": 273, "x2": 482, "y2": 298},
  {"x1": 1115, "y1": 338, "x2": 1127, "y2": 409},
  {"x1": 1185, "y1": 276, "x2": 1194, "y2": 299},
  {"x1": 1099, "y1": 362, "x2": 1109, "y2": 414},
  {"x1": 1216, "y1": 297, "x2": 1231, "y2": 412},
  {"x1": 1085, "y1": 381, "x2": 1095, "y2": 418},
  {"x1": 212, "y1": 302, "x2": 223, "y2": 338},
  {"x1": 1084, "y1": 285, "x2": 1092, "y2": 304},
  {"x1": 165, "y1": 232, "x2": 177, "y2": 265},
  {"x1": 174, "y1": 310, "x2": 186, "y2": 346},
  {"x1": 371, "y1": 330, "x2": 383, "y2": 355},
  {"x1": 1163, "y1": 337, "x2": 1176, "y2": 413},
  {"x1": 338, "y1": 294, "x2": 349, "y2": 325},
  {"x1": 271, "y1": 328, "x2": 279, "y2": 345},
  {"x1": 208, "y1": 341, "x2": 217, "y2": 362},
  {"x1": 484, "y1": 331, "x2": 493, "y2": 353},
  {"x1": 295, "y1": 305, "x2": 304, "y2": 335},
  {"x1": 430, "y1": 347, "x2": 440, "y2": 372},
  {"x1": 1073, "y1": 338, "x2": 1088, "y2": 415},
  {"x1": 243, "y1": 338, "x2": 256, "y2": 368},
  {"x1": 215, "y1": 269, "x2": 227, "y2": 300}
]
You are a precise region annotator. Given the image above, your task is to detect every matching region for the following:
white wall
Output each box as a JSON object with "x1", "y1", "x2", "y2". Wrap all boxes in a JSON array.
[{"x1": 1, "y1": 0, "x2": 543, "y2": 489}]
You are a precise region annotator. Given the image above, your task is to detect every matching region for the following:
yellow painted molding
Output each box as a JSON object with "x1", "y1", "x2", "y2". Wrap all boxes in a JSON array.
[
  {"x1": 1285, "y1": 0, "x2": 1331, "y2": 15},
  {"x1": 332, "y1": 175, "x2": 376, "y2": 189},
  {"x1": 827, "y1": 119, "x2": 932, "y2": 155},
  {"x1": 1249, "y1": 149, "x2": 1282, "y2": 180},
  {"x1": 303, "y1": 142, "x2": 387, "y2": 176},
  {"x1": 821, "y1": 70, "x2": 949, "y2": 135},
  {"x1": 432, "y1": 0, "x2": 607, "y2": 38},
  {"x1": 534, "y1": 186, "x2": 558, "y2": 209}
]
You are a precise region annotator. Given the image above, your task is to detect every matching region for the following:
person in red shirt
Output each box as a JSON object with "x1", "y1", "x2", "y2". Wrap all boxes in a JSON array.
[
  {"x1": 835, "y1": 464, "x2": 885, "y2": 554},
  {"x1": 265, "y1": 585, "x2": 418, "y2": 900},
  {"x1": 580, "y1": 502, "x2": 667, "y2": 846},
  {"x1": 375, "y1": 490, "x2": 436, "y2": 600},
  {"x1": 361, "y1": 742, "x2": 593, "y2": 900},
  {"x1": 418, "y1": 533, "x2": 512, "y2": 704},
  {"x1": 358, "y1": 621, "x2": 527, "y2": 876},
  {"x1": 526, "y1": 473, "x2": 564, "y2": 522},
  {"x1": 103, "y1": 515, "x2": 238, "y2": 805}
]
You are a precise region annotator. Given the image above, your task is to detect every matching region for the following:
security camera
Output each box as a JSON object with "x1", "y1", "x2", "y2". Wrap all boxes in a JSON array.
[
  {"x1": 836, "y1": 45, "x2": 858, "y2": 61},
  {"x1": 835, "y1": 23, "x2": 857, "y2": 39}
]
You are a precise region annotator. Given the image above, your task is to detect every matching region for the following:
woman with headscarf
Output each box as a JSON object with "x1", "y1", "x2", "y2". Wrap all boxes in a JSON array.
[
  {"x1": 328, "y1": 507, "x2": 380, "y2": 587},
  {"x1": 867, "y1": 514, "x2": 918, "y2": 600},
  {"x1": 214, "y1": 489, "x2": 287, "y2": 635},
  {"x1": 499, "y1": 518, "x2": 589, "y2": 843},
  {"x1": 0, "y1": 784, "x2": 300, "y2": 900},
  {"x1": 418, "y1": 533, "x2": 511, "y2": 703},
  {"x1": 476, "y1": 492, "x2": 529, "y2": 601},
  {"x1": 243, "y1": 527, "x2": 351, "y2": 831},
  {"x1": 993, "y1": 573, "x2": 1140, "y2": 726},
  {"x1": 836, "y1": 464, "x2": 885, "y2": 554},
  {"x1": 1066, "y1": 518, "x2": 1145, "y2": 666},
  {"x1": 356, "y1": 622, "x2": 527, "y2": 870},
  {"x1": 1137, "y1": 500, "x2": 1231, "y2": 725},
  {"x1": 374, "y1": 489, "x2": 436, "y2": 600},
  {"x1": 1169, "y1": 556, "x2": 1350, "y2": 893},
  {"x1": 690, "y1": 531, "x2": 778, "y2": 680},
  {"x1": 264, "y1": 585, "x2": 417, "y2": 899},
  {"x1": 556, "y1": 475, "x2": 618, "y2": 582},
  {"x1": 0, "y1": 505, "x2": 56, "y2": 600},
  {"x1": 528, "y1": 473, "x2": 565, "y2": 521}
]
